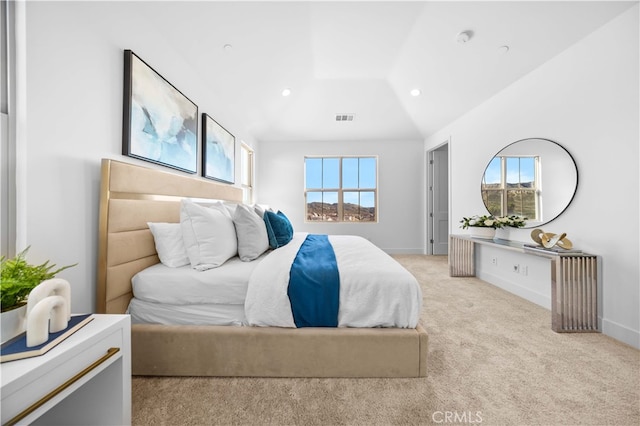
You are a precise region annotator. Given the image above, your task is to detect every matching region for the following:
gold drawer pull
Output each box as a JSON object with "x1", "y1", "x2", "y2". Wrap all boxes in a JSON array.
[{"x1": 6, "y1": 347, "x2": 121, "y2": 426}]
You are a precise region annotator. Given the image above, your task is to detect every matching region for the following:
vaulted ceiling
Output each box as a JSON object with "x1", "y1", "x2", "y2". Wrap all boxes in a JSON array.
[{"x1": 143, "y1": 1, "x2": 636, "y2": 142}]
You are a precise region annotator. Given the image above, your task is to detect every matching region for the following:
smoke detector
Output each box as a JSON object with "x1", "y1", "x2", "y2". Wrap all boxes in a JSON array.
[{"x1": 456, "y1": 31, "x2": 473, "y2": 43}]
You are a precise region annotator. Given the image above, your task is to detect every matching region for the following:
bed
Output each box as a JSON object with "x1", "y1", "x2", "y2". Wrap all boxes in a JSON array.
[{"x1": 97, "y1": 158, "x2": 428, "y2": 377}]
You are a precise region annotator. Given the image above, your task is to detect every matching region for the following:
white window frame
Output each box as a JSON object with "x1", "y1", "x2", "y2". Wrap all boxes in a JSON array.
[
  {"x1": 304, "y1": 155, "x2": 378, "y2": 223},
  {"x1": 240, "y1": 142, "x2": 254, "y2": 204}
]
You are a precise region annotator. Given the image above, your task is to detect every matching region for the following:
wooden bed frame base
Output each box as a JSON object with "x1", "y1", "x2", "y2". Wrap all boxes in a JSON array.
[{"x1": 98, "y1": 159, "x2": 428, "y2": 377}]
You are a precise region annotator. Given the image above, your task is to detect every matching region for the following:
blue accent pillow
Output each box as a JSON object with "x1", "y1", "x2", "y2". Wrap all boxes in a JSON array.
[{"x1": 264, "y1": 210, "x2": 294, "y2": 248}]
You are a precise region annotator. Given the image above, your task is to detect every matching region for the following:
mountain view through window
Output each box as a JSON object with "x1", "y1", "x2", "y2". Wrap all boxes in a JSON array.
[{"x1": 305, "y1": 156, "x2": 377, "y2": 222}]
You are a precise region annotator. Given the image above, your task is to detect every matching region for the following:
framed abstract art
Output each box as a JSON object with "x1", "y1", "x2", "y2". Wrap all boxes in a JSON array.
[
  {"x1": 122, "y1": 50, "x2": 198, "y2": 173},
  {"x1": 202, "y1": 113, "x2": 235, "y2": 183}
]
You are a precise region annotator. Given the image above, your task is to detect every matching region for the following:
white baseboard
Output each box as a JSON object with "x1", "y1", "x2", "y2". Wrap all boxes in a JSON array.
[
  {"x1": 602, "y1": 318, "x2": 640, "y2": 349},
  {"x1": 477, "y1": 271, "x2": 551, "y2": 310}
]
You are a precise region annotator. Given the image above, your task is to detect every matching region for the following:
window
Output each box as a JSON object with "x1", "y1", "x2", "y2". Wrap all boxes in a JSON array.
[
  {"x1": 482, "y1": 156, "x2": 539, "y2": 220},
  {"x1": 304, "y1": 156, "x2": 377, "y2": 222},
  {"x1": 240, "y1": 143, "x2": 254, "y2": 204}
]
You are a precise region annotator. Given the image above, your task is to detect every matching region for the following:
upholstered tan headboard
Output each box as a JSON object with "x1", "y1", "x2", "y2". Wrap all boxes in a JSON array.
[{"x1": 97, "y1": 159, "x2": 243, "y2": 314}]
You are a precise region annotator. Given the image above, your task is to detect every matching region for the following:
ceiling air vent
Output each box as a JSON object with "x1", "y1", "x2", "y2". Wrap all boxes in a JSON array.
[{"x1": 335, "y1": 113, "x2": 355, "y2": 122}]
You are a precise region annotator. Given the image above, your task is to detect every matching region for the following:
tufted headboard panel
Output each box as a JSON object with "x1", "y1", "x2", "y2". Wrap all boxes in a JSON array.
[{"x1": 96, "y1": 159, "x2": 242, "y2": 314}]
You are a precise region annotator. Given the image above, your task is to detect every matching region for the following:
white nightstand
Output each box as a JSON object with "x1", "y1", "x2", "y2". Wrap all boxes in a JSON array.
[{"x1": 1, "y1": 314, "x2": 131, "y2": 425}]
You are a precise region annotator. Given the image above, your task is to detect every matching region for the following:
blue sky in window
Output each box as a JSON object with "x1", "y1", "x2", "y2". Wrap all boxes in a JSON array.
[
  {"x1": 305, "y1": 158, "x2": 323, "y2": 188},
  {"x1": 359, "y1": 191, "x2": 375, "y2": 207},
  {"x1": 507, "y1": 157, "x2": 535, "y2": 184},
  {"x1": 484, "y1": 157, "x2": 501, "y2": 184},
  {"x1": 484, "y1": 157, "x2": 535, "y2": 185},
  {"x1": 305, "y1": 157, "x2": 376, "y2": 189},
  {"x1": 323, "y1": 158, "x2": 340, "y2": 188}
]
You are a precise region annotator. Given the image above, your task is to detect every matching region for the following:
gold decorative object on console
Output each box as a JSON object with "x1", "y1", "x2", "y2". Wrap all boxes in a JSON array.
[{"x1": 530, "y1": 228, "x2": 573, "y2": 250}]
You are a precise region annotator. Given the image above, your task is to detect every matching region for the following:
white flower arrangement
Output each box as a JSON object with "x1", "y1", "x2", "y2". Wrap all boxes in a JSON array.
[
  {"x1": 460, "y1": 214, "x2": 527, "y2": 229},
  {"x1": 500, "y1": 215, "x2": 528, "y2": 228}
]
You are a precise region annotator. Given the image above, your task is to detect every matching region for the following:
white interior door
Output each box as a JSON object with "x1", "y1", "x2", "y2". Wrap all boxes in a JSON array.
[{"x1": 428, "y1": 145, "x2": 449, "y2": 255}]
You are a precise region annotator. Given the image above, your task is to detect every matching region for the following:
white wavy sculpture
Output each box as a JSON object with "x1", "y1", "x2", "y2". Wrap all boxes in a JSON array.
[{"x1": 25, "y1": 279, "x2": 71, "y2": 347}]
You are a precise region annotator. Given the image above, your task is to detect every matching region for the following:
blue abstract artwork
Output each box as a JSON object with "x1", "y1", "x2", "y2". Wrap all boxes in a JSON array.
[
  {"x1": 202, "y1": 113, "x2": 235, "y2": 183},
  {"x1": 123, "y1": 50, "x2": 198, "y2": 173}
]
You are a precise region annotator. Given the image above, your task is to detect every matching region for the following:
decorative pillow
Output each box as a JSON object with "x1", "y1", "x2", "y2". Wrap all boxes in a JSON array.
[
  {"x1": 253, "y1": 204, "x2": 265, "y2": 218},
  {"x1": 232, "y1": 204, "x2": 270, "y2": 261},
  {"x1": 223, "y1": 202, "x2": 238, "y2": 218},
  {"x1": 147, "y1": 222, "x2": 190, "y2": 268},
  {"x1": 206, "y1": 200, "x2": 233, "y2": 219},
  {"x1": 263, "y1": 210, "x2": 294, "y2": 249},
  {"x1": 180, "y1": 200, "x2": 238, "y2": 270}
]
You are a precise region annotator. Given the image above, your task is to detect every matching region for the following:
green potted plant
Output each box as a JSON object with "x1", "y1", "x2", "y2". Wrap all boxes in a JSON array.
[{"x1": 1, "y1": 247, "x2": 76, "y2": 342}]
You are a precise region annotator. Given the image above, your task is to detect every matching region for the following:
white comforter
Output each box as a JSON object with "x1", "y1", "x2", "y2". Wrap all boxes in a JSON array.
[{"x1": 244, "y1": 232, "x2": 422, "y2": 328}]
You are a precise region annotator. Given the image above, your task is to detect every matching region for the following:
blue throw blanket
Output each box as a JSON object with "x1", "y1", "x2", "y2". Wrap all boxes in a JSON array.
[{"x1": 287, "y1": 234, "x2": 340, "y2": 327}]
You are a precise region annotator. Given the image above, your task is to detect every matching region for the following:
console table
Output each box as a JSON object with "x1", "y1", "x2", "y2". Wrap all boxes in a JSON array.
[
  {"x1": 1, "y1": 314, "x2": 131, "y2": 425},
  {"x1": 449, "y1": 235, "x2": 599, "y2": 333}
]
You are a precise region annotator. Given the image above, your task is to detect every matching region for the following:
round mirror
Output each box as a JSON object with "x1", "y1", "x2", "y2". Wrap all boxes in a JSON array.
[{"x1": 481, "y1": 138, "x2": 578, "y2": 228}]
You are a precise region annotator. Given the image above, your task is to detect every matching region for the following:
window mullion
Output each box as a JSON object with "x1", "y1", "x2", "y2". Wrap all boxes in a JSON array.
[
  {"x1": 501, "y1": 157, "x2": 507, "y2": 216},
  {"x1": 339, "y1": 159, "x2": 343, "y2": 220}
]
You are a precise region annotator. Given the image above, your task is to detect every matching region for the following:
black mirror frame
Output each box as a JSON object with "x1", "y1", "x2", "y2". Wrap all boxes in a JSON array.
[{"x1": 481, "y1": 138, "x2": 579, "y2": 228}]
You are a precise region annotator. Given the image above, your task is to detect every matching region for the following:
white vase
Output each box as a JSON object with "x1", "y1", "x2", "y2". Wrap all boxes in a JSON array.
[
  {"x1": 494, "y1": 227, "x2": 510, "y2": 241},
  {"x1": 468, "y1": 227, "x2": 496, "y2": 239},
  {"x1": 1, "y1": 304, "x2": 27, "y2": 343}
]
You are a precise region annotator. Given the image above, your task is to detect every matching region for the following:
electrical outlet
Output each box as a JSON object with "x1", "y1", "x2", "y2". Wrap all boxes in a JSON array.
[
  {"x1": 521, "y1": 265, "x2": 528, "y2": 276},
  {"x1": 491, "y1": 257, "x2": 498, "y2": 266},
  {"x1": 513, "y1": 264, "x2": 520, "y2": 273}
]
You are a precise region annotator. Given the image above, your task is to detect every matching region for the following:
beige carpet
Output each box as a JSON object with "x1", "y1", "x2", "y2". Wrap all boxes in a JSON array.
[{"x1": 132, "y1": 255, "x2": 639, "y2": 425}]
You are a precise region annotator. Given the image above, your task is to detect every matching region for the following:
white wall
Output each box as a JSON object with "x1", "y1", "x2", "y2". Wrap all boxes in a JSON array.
[
  {"x1": 19, "y1": 2, "x2": 256, "y2": 313},
  {"x1": 257, "y1": 139, "x2": 425, "y2": 253},
  {"x1": 426, "y1": 5, "x2": 639, "y2": 348}
]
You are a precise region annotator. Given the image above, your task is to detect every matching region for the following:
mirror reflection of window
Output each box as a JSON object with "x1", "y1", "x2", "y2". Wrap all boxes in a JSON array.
[
  {"x1": 482, "y1": 156, "x2": 539, "y2": 220},
  {"x1": 482, "y1": 157, "x2": 503, "y2": 217},
  {"x1": 482, "y1": 138, "x2": 577, "y2": 228}
]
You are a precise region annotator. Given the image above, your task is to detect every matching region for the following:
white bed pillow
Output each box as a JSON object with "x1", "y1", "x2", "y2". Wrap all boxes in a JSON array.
[
  {"x1": 222, "y1": 202, "x2": 238, "y2": 218},
  {"x1": 232, "y1": 204, "x2": 270, "y2": 261},
  {"x1": 147, "y1": 222, "x2": 190, "y2": 268},
  {"x1": 253, "y1": 204, "x2": 265, "y2": 218},
  {"x1": 180, "y1": 200, "x2": 238, "y2": 271},
  {"x1": 208, "y1": 200, "x2": 234, "y2": 219}
]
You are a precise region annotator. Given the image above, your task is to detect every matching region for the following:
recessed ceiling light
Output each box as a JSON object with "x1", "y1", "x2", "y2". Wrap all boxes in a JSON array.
[
  {"x1": 498, "y1": 45, "x2": 510, "y2": 54},
  {"x1": 456, "y1": 31, "x2": 472, "y2": 44},
  {"x1": 410, "y1": 89, "x2": 421, "y2": 97},
  {"x1": 281, "y1": 88, "x2": 292, "y2": 97}
]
